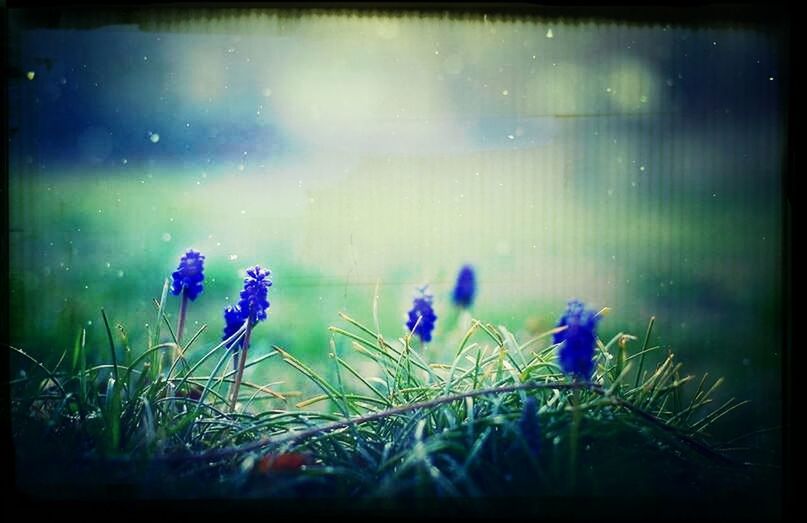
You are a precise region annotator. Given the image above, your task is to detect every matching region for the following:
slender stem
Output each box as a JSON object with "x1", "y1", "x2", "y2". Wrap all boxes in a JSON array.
[
  {"x1": 176, "y1": 291, "x2": 189, "y2": 347},
  {"x1": 6, "y1": 344, "x2": 69, "y2": 397},
  {"x1": 232, "y1": 320, "x2": 247, "y2": 372},
  {"x1": 406, "y1": 339, "x2": 413, "y2": 386},
  {"x1": 232, "y1": 345, "x2": 240, "y2": 371},
  {"x1": 165, "y1": 291, "x2": 190, "y2": 406},
  {"x1": 614, "y1": 336, "x2": 628, "y2": 390},
  {"x1": 100, "y1": 308, "x2": 120, "y2": 386},
  {"x1": 229, "y1": 316, "x2": 254, "y2": 412},
  {"x1": 634, "y1": 316, "x2": 655, "y2": 388}
]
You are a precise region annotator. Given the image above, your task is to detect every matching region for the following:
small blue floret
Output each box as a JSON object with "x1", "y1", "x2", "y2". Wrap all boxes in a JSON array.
[
  {"x1": 222, "y1": 304, "x2": 245, "y2": 350},
  {"x1": 452, "y1": 265, "x2": 477, "y2": 308}
]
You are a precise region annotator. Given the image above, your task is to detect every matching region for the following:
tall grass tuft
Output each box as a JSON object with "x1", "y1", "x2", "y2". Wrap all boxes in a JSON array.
[{"x1": 7, "y1": 260, "x2": 775, "y2": 512}]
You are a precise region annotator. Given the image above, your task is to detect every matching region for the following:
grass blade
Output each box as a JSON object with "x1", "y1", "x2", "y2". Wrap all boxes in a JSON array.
[{"x1": 633, "y1": 316, "x2": 655, "y2": 388}]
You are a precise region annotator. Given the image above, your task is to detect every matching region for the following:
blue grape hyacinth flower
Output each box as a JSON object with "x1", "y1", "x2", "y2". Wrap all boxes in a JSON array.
[
  {"x1": 554, "y1": 299, "x2": 600, "y2": 380},
  {"x1": 452, "y1": 265, "x2": 477, "y2": 308},
  {"x1": 230, "y1": 265, "x2": 272, "y2": 411},
  {"x1": 553, "y1": 300, "x2": 585, "y2": 344},
  {"x1": 406, "y1": 288, "x2": 438, "y2": 343},
  {"x1": 237, "y1": 265, "x2": 272, "y2": 324},
  {"x1": 170, "y1": 249, "x2": 205, "y2": 301}
]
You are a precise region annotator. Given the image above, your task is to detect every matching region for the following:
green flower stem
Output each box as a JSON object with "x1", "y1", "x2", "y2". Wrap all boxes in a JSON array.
[
  {"x1": 229, "y1": 316, "x2": 254, "y2": 412},
  {"x1": 168, "y1": 291, "x2": 190, "y2": 405},
  {"x1": 176, "y1": 291, "x2": 189, "y2": 347}
]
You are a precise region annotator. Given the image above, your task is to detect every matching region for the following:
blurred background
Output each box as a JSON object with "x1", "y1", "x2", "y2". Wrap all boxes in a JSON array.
[{"x1": 7, "y1": 11, "x2": 785, "y2": 447}]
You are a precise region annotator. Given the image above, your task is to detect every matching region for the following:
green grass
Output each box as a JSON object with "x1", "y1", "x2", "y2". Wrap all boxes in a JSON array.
[
  {"x1": 8, "y1": 171, "x2": 782, "y2": 515},
  {"x1": 8, "y1": 281, "x2": 780, "y2": 515}
]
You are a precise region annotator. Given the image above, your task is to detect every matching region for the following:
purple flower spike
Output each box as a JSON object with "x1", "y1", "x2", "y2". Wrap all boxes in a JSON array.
[
  {"x1": 171, "y1": 249, "x2": 205, "y2": 301},
  {"x1": 452, "y1": 265, "x2": 477, "y2": 308},
  {"x1": 406, "y1": 288, "x2": 437, "y2": 343},
  {"x1": 554, "y1": 299, "x2": 600, "y2": 380},
  {"x1": 237, "y1": 265, "x2": 272, "y2": 324}
]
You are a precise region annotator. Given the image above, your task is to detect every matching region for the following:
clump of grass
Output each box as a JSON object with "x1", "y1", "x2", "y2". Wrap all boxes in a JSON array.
[{"x1": 8, "y1": 270, "x2": 775, "y2": 513}]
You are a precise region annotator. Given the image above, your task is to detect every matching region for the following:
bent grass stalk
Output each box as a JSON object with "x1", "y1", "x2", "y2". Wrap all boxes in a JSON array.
[{"x1": 189, "y1": 380, "x2": 593, "y2": 462}]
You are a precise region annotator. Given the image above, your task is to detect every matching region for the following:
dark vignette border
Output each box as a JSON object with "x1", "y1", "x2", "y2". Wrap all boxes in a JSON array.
[{"x1": 2, "y1": 1, "x2": 792, "y2": 520}]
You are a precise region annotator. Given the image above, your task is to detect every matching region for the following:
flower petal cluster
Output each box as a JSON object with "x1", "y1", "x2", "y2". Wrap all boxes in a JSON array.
[
  {"x1": 554, "y1": 299, "x2": 600, "y2": 380},
  {"x1": 406, "y1": 290, "x2": 437, "y2": 343},
  {"x1": 451, "y1": 265, "x2": 477, "y2": 308},
  {"x1": 237, "y1": 265, "x2": 272, "y2": 323},
  {"x1": 170, "y1": 249, "x2": 205, "y2": 300}
]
